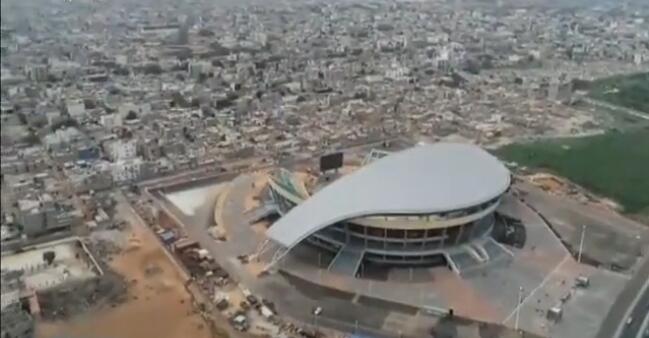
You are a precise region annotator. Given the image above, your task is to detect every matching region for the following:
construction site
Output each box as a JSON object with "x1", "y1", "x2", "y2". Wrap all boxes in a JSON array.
[
  {"x1": 31, "y1": 200, "x2": 222, "y2": 338},
  {"x1": 0, "y1": 140, "x2": 643, "y2": 338},
  {"x1": 139, "y1": 141, "x2": 649, "y2": 338}
]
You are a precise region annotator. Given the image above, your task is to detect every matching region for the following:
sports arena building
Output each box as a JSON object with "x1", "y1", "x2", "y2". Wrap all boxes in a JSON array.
[{"x1": 260, "y1": 143, "x2": 512, "y2": 275}]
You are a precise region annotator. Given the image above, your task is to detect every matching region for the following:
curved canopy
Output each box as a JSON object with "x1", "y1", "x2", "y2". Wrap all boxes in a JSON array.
[{"x1": 266, "y1": 143, "x2": 510, "y2": 248}]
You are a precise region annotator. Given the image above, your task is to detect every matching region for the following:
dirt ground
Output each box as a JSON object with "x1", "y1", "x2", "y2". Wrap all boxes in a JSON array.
[{"x1": 36, "y1": 212, "x2": 213, "y2": 338}]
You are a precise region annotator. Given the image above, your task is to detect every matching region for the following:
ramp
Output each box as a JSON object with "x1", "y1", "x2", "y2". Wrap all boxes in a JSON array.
[
  {"x1": 246, "y1": 203, "x2": 279, "y2": 224},
  {"x1": 482, "y1": 238, "x2": 512, "y2": 261},
  {"x1": 328, "y1": 244, "x2": 365, "y2": 277},
  {"x1": 448, "y1": 249, "x2": 481, "y2": 273}
]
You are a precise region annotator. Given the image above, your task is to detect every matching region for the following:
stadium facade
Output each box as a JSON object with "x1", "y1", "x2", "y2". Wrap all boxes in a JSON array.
[{"x1": 262, "y1": 143, "x2": 512, "y2": 275}]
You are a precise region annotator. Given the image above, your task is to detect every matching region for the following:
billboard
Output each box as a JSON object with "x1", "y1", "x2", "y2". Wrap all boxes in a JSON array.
[{"x1": 320, "y1": 152, "x2": 343, "y2": 172}]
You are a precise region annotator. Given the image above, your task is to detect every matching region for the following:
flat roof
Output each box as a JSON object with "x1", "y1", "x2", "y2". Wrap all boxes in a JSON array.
[
  {"x1": 0, "y1": 239, "x2": 99, "y2": 291},
  {"x1": 266, "y1": 143, "x2": 510, "y2": 248}
]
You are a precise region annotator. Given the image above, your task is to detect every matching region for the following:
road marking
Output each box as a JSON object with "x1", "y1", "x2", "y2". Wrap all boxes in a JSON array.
[
  {"x1": 503, "y1": 254, "x2": 571, "y2": 324},
  {"x1": 491, "y1": 238, "x2": 515, "y2": 257},
  {"x1": 637, "y1": 312, "x2": 649, "y2": 338},
  {"x1": 615, "y1": 269, "x2": 649, "y2": 338},
  {"x1": 596, "y1": 266, "x2": 633, "y2": 280}
]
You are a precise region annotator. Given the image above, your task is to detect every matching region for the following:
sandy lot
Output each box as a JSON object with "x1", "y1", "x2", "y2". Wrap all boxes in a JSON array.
[
  {"x1": 36, "y1": 212, "x2": 212, "y2": 338},
  {"x1": 167, "y1": 183, "x2": 228, "y2": 216}
]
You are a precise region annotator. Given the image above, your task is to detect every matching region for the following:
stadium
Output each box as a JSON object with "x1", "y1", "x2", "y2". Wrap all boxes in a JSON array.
[{"x1": 256, "y1": 143, "x2": 513, "y2": 276}]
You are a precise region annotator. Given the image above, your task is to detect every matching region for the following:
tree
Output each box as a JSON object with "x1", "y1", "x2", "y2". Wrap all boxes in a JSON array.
[
  {"x1": 198, "y1": 29, "x2": 214, "y2": 37},
  {"x1": 130, "y1": 184, "x2": 139, "y2": 194},
  {"x1": 16, "y1": 112, "x2": 27, "y2": 125},
  {"x1": 143, "y1": 63, "x2": 162, "y2": 75},
  {"x1": 83, "y1": 99, "x2": 97, "y2": 109},
  {"x1": 22, "y1": 132, "x2": 41, "y2": 145},
  {"x1": 113, "y1": 67, "x2": 130, "y2": 76},
  {"x1": 43, "y1": 251, "x2": 56, "y2": 265},
  {"x1": 125, "y1": 110, "x2": 138, "y2": 120},
  {"x1": 51, "y1": 118, "x2": 79, "y2": 131}
]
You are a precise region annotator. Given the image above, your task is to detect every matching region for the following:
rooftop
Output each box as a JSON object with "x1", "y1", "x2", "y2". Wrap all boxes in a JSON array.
[
  {"x1": 0, "y1": 238, "x2": 99, "y2": 292},
  {"x1": 267, "y1": 143, "x2": 511, "y2": 248}
]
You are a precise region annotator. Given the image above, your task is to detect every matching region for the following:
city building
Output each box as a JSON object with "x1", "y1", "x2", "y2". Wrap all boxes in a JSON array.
[
  {"x1": 265, "y1": 143, "x2": 512, "y2": 274},
  {"x1": 16, "y1": 194, "x2": 81, "y2": 237},
  {"x1": 0, "y1": 270, "x2": 34, "y2": 338}
]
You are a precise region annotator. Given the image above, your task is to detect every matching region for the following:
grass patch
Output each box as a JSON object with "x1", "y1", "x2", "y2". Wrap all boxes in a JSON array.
[
  {"x1": 588, "y1": 72, "x2": 649, "y2": 113},
  {"x1": 496, "y1": 128, "x2": 649, "y2": 214},
  {"x1": 640, "y1": 206, "x2": 649, "y2": 217}
]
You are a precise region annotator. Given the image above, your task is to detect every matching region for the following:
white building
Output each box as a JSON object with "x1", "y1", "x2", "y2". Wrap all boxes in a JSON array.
[
  {"x1": 108, "y1": 139, "x2": 137, "y2": 161},
  {"x1": 434, "y1": 43, "x2": 467, "y2": 71},
  {"x1": 111, "y1": 158, "x2": 143, "y2": 183},
  {"x1": 66, "y1": 99, "x2": 86, "y2": 119},
  {"x1": 188, "y1": 61, "x2": 211, "y2": 79},
  {"x1": 385, "y1": 61, "x2": 410, "y2": 81},
  {"x1": 43, "y1": 127, "x2": 84, "y2": 151},
  {"x1": 100, "y1": 113, "x2": 123, "y2": 129},
  {"x1": 24, "y1": 65, "x2": 48, "y2": 82}
]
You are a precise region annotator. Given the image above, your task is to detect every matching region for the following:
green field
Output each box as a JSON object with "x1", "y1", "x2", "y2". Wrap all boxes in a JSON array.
[
  {"x1": 588, "y1": 72, "x2": 649, "y2": 113},
  {"x1": 496, "y1": 128, "x2": 649, "y2": 214}
]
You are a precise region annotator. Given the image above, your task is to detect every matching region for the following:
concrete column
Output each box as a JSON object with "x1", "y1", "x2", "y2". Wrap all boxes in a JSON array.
[
  {"x1": 469, "y1": 219, "x2": 479, "y2": 239},
  {"x1": 455, "y1": 225, "x2": 464, "y2": 245},
  {"x1": 363, "y1": 225, "x2": 368, "y2": 248},
  {"x1": 440, "y1": 227, "x2": 447, "y2": 249},
  {"x1": 345, "y1": 223, "x2": 350, "y2": 243},
  {"x1": 421, "y1": 229, "x2": 428, "y2": 251}
]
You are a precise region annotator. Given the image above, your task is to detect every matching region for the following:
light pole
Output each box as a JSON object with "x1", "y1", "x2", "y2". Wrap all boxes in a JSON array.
[
  {"x1": 578, "y1": 225, "x2": 587, "y2": 263},
  {"x1": 312, "y1": 306, "x2": 322, "y2": 333},
  {"x1": 515, "y1": 286, "x2": 523, "y2": 331},
  {"x1": 318, "y1": 252, "x2": 323, "y2": 283}
]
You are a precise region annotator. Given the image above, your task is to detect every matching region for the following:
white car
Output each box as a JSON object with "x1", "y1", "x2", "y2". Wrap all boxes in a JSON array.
[{"x1": 625, "y1": 316, "x2": 633, "y2": 325}]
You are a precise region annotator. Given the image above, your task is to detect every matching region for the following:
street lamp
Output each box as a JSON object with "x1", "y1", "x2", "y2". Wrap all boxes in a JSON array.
[
  {"x1": 318, "y1": 252, "x2": 323, "y2": 283},
  {"x1": 578, "y1": 225, "x2": 587, "y2": 264},
  {"x1": 313, "y1": 306, "x2": 322, "y2": 333},
  {"x1": 515, "y1": 286, "x2": 524, "y2": 331}
]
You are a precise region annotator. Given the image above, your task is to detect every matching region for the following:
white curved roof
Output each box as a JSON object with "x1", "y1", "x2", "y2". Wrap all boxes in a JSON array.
[{"x1": 266, "y1": 143, "x2": 510, "y2": 248}]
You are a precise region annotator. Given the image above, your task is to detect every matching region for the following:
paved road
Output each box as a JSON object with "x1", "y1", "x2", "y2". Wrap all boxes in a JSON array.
[
  {"x1": 139, "y1": 135, "x2": 411, "y2": 190},
  {"x1": 619, "y1": 278, "x2": 649, "y2": 338},
  {"x1": 597, "y1": 255, "x2": 649, "y2": 338},
  {"x1": 635, "y1": 313, "x2": 649, "y2": 338},
  {"x1": 582, "y1": 97, "x2": 649, "y2": 121},
  {"x1": 150, "y1": 175, "x2": 412, "y2": 337}
]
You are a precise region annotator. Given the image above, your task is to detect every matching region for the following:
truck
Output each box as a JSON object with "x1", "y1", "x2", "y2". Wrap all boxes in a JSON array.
[
  {"x1": 213, "y1": 291, "x2": 230, "y2": 311},
  {"x1": 259, "y1": 304, "x2": 275, "y2": 320},
  {"x1": 196, "y1": 248, "x2": 210, "y2": 260},
  {"x1": 231, "y1": 314, "x2": 249, "y2": 331},
  {"x1": 238, "y1": 286, "x2": 259, "y2": 306},
  {"x1": 575, "y1": 275, "x2": 590, "y2": 288}
]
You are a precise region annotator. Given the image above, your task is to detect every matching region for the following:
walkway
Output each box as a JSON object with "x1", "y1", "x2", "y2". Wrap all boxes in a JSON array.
[{"x1": 329, "y1": 245, "x2": 365, "y2": 277}]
